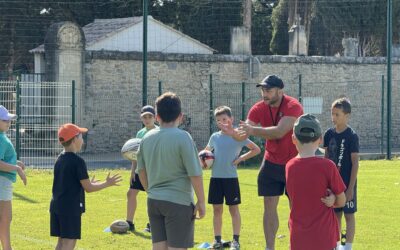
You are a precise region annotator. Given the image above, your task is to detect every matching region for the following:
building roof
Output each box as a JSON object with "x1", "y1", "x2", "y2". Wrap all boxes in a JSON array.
[{"x1": 30, "y1": 16, "x2": 214, "y2": 53}]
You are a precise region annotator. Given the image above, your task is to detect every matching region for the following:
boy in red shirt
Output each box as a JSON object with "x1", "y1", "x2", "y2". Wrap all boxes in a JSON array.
[{"x1": 286, "y1": 114, "x2": 346, "y2": 250}]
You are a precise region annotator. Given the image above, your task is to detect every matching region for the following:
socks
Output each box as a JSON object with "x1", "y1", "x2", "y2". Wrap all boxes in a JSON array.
[
  {"x1": 344, "y1": 243, "x2": 352, "y2": 250},
  {"x1": 215, "y1": 235, "x2": 222, "y2": 243},
  {"x1": 233, "y1": 235, "x2": 240, "y2": 242}
]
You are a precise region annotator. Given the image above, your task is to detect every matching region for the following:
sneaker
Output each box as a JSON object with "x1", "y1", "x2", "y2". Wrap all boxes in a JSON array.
[
  {"x1": 143, "y1": 223, "x2": 151, "y2": 233},
  {"x1": 229, "y1": 240, "x2": 240, "y2": 250},
  {"x1": 211, "y1": 241, "x2": 222, "y2": 249},
  {"x1": 126, "y1": 221, "x2": 135, "y2": 232}
]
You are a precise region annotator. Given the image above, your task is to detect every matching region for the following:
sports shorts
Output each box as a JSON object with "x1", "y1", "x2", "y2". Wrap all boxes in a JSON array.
[
  {"x1": 258, "y1": 159, "x2": 286, "y2": 196},
  {"x1": 50, "y1": 212, "x2": 81, "y2": 239},
  {"x1": 130, "y1": 173, "x2": 145, "y2": 191},
  {"x1": 335, "y1": 183, "x2": 357, "y2": 214},
  {"x1": 208, "y1": 178, "x2": 241, "y2": 205},
  {"x1": 147, "y1": 198, "x2": 195, "y2": 248},
  {"x1": 0, "y1": 176, "x2": 13, "y2": 201}
]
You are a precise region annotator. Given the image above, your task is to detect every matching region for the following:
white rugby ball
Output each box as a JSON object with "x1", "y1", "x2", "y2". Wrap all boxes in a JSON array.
[
  {"x1": 198, "y1": 149, "x2": 215, "y2": 169},
  {"x1": 121, "y1": 138, "x2": 141, "y2": 161},
  {"x1": 110, "y1": 219, "x2": 129, "y2": 234}
]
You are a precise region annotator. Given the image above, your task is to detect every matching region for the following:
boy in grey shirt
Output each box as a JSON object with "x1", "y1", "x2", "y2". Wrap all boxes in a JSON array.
[
  {"x1": 136, "y1": 92, "x2": 205, "y2": 250},
  {"x1": 205, "y1": 106, "x2": 260, "y2": 249}
]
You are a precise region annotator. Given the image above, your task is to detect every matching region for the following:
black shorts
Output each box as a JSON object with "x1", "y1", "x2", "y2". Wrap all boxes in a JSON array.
[
  {"x1": 148, "y1": 198, "x2": 195, "y2": 248},
  {"x1": 130, "y1": 173, "x2": 145, "y2": 191},
  {"x1": 335, "y1": 184, "x2": 357, "y2": 214},
  {"x1": 50, "y1": 212, "x2": 81, "y2": 239},
  {"x1": 208, "y1": 178, "x2": 241, "y2": 205},
  {"x1": 258, "y1": 160, "x2": 286, "y2": 196}
]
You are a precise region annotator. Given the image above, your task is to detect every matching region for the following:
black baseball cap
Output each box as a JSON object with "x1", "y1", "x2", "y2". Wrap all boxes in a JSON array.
[
  {"x1": 294, "y1": 114, "x2": 322, "y2": 140},
  {"x1": 141, "y1": 105, "x2": 155, "y2": 116},
  {"x1": 256, "y1": 75, "x2": 284, "y2": 89}
]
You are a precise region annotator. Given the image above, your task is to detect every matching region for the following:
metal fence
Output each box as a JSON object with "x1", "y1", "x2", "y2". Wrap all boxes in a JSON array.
[
  {"x1": 1, "y1": 75, "x2": 398, "y2": 169},
  {"x1": 0, "y1": 80, "x2": 73, "y2": 168}
]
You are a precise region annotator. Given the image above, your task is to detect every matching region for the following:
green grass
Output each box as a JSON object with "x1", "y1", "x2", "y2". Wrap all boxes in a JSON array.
[{"x1": 11, "y1": 159, "x2": 400, "y2": 250}]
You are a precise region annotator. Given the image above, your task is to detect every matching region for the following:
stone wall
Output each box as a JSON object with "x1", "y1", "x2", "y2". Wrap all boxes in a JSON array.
[{"x1": 82, "y1": 51, "x2": 400, "y2": 153}]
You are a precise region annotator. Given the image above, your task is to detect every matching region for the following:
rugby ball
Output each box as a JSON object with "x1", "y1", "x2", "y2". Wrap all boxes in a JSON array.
[
  {"x1": 110, "y1": 219, "x2": 129, "y2": 234},
  {"x1": 198, "y1": 149, "x2": 215, "y2": 169},
  {"x1": 121, "y1": 138, "x2": 141, "y2": 161}
]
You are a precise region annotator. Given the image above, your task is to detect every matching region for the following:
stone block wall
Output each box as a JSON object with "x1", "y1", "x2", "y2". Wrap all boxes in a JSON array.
[{"x1": 82, "y1": 51, "x2": 400, "y2": 153}]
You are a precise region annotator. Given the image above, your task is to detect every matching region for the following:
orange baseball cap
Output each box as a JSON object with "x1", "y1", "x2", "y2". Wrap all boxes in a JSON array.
[{"x1": 58, "y1": 123, "x2": 88, "y2": 143}]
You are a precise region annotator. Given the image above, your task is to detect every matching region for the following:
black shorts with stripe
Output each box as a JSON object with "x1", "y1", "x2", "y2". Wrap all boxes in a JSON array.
[{"x1": 208, "y1": 177, "x2": 241, "y2": 205}]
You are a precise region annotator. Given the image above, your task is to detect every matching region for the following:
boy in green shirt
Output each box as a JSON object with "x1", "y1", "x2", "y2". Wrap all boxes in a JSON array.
[
  {"x1": 137, "y1": 92, "x2": 205, "y2": 250},
  {"x1": 126, "y1": 105, "x2": 158, "y2": 232}
]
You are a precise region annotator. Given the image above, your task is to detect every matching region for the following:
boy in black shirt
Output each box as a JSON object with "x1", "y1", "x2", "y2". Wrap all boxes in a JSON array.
[
  {"x1": 50, "y1": 123, "x2": 122, "y2": 250},
  {"x1": 324, "y1": 98, "x2": 359, "y2": 250}
]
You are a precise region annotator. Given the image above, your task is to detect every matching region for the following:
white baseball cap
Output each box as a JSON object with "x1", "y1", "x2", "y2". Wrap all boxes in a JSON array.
[{"x1": 0, "y1": 105, "x2": 17, "y2": 121}]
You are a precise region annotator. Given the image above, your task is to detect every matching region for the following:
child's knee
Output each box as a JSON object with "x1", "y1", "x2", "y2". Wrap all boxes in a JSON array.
[{"x1": 228, "y1": 205, "x2": 240, "y2": 216}]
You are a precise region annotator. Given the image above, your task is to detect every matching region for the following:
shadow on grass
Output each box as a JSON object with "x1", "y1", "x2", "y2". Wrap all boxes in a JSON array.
[
  {"x1": 13, "y1": 192, "x2": 39, "y2": 203},
  {"x1": 131, "y1": 231, "x2": 152, "y2": 240}
]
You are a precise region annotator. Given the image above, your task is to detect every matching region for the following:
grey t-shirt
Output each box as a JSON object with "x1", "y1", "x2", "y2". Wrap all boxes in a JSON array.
[
  {"x1": 207, "y1": 131, "x2": 250, "y2": 178},
  {"x1": 136, "y1": 127, "x2": 202, "y2": 206}
]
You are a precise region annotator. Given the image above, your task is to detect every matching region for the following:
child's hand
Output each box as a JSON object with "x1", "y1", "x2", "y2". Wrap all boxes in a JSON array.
[
  {"x1": 106, "y1": 173, "x2": 122, "y2": 187},
  {"x1": 193, "y1": 200, "x2": 206, "y2": 220},
  {"x1": 17, "y1": 160, "x2": 25, "y2": 170},
  {"x1": 17, "y1": 167, "x2": 27, "y2": 186},
  {"x1": 233, "y1": 156, "x2": 243, "y2": 166},
  {"x1": 90, "y1": 175, "x2": 99, "y2": 184},
  {"x1": 321, "y1": 188, "x2": 335, "y2": 207},
  {"x1": 345, "y1": 188, "x2": 354, "y2": 202}
]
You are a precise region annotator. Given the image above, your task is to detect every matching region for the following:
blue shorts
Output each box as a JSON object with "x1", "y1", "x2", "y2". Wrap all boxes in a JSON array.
[
  {"x1": 0, "y1": 176, "x2": 13, "y2": 201},
  {"x1": 335, "y1": 184, "x2": 357, "y2": 214}
]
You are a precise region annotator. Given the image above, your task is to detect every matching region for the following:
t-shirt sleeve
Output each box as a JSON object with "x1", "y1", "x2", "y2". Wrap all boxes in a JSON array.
[
  {"x1": 328, "y1": 160, "x2": 346, "y2": 194},
  {"x1": 241, "y1": 138, "x2": 252, "y2": 148},
  {"x1": 285, "y1": 99, "x2": 303, "y2": 118},
  {"x1": 76, "y1": 158, "x2": 89, "y2": 181},
  {"x1": 207, "y1": 134, "x2": 215, "y2": 149},
  {"x1": 0, "y1": 140, "x2": 6, "y2": 160},
  {"x1": 181, "y1": 133, "x2": 202, "y2": 177},
  {"x1": 136, "y1": 142, "x2": 145, "y2": 173},
  {"x1": 350, "y1": 132, "x2": 359, "y2": 153},
  {"x1": 247, "y1": 104, "x2": 261, "y2": 124},
  {"x1": 323, "y1": 130, "x2": 330, "y2": 148}
]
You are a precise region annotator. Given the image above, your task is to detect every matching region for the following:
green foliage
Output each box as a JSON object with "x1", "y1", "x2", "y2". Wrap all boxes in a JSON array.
[{"x1": 270, "y1": 0, "x2": 289, "y2": 55}]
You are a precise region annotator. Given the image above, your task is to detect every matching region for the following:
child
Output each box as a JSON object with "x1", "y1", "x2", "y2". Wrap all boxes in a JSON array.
[
  {"x1": 136, "y1": 92, "x2": 205, "y2": 250},
  {"x1": 324, "y1": 98, "x2": 359, "y2": 250},
  {"x1": 50, "y1": 123, "x2": 122, "y2": 250},
  {"x1": 286, "y1": 113, "x2": 346, "y2": 250},
  {"x1": 0, "y1": 105, "x2": 27, "y2": 250},
  {"x1": 126, "y1": 105, "x2": 158, "y2": 232},
  {"x1": 205, "y1": 106, "x2": 260, "y2": 250}
]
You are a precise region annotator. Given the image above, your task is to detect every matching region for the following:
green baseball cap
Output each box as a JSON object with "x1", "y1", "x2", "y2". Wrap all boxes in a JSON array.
[{"x1": 294, "y1": 114, "x2": 322, "y2": 140}]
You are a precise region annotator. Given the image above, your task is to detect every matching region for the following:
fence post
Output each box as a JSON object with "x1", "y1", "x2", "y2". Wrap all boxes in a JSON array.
[
  {"x1": 72, "y1": 80, "x2": 76, "y2": 124},
  {"x1": 158, "y1": 80, "x2": 162, "y2": 96},
  {"x1": 241, "y1": 82, "x2": 246, "y2": 121},
  {"x1": 298, "y1": 74, "x2": 302, "y2": 103},
  {"x1": 386, "y1": 0, "x2": 392, "y2": 159},
  {"x1": 381, "y1": 75, "x2": 385, "y2": 154},
  {"x1": 209, "y1": 74, "x2": 213, "y2": 136},
  {"x1": 16, "y1": 79, "x2": 21, "y2": 160}
]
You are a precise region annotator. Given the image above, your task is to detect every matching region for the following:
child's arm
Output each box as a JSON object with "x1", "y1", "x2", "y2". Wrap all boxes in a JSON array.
[
  {"x1": 334, "y1": 192, "x2": 346, "y2": 208},
  {"x1": 323, "y1": 147, "x2": 328, "y2": 158},
  {"x1": 0, "y1": 160, "x2": 27, "y2": 185},
  {"x1": 346, "y1": 152, "x2": 359, "y2": 201},
  {"x1": 233, "y1": 140, "x2": 261, "y2": 166},
  {"x1": 138, "y1": 168, "x2": 148, "y2": 191},
  {"x1": 190, "y1": 175, "x2": 206, "y2": 219},
  {"x1": 130, "y1": 160, "x2": 137, "y2": 181},
  {"x1": 80, "y1": 173, "x2": 122, "y2": 193}
]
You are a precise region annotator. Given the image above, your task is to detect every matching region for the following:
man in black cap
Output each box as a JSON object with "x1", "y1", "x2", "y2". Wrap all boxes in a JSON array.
[{"x1": 236, "y1": 75, "x2": 303, "y2": 250}]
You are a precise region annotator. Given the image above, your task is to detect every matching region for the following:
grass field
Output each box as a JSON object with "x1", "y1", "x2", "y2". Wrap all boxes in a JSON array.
[{"x1": 10, "y1": 159, "x2": 400, "y2": 250}]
